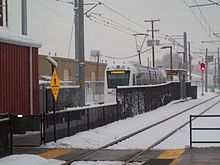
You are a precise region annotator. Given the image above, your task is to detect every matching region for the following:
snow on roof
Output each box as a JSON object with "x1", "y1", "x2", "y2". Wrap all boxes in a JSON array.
[{"x1": 0, "y1": 27, "x2": 42, "y2": 48}]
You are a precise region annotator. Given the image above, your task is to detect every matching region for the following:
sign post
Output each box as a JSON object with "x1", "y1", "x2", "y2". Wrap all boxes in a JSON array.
[{"x1": 50, "y1": 68, "x2": 60, "y2": 142}]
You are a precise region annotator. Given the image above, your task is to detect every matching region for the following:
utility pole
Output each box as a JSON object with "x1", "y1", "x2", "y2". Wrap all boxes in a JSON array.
[
  {"x1": 75, "y1": 0, "x2": 85, "y2": 106},
  {"x1": 21, "y1": 0, "x2": 27, "y2": 35},
  {"x1": 188, "y1": 42, "x2": 192, "y2": 81},
  {"x1": 218, "y1": 47, "x2": 220, "y2": 90},
  {"x1": 181, "y1": 32, "x2": 187, "y2": 100},
  {"x1": 183, "y1": 32, "x2": 188, "y2": 74},
  {"x1": 205, "y1": 48, "x2": 208, "y2": 92},
  {"x1": 214, "y1": 57, "x2": 216, "y2": 90},
  {"x1": 145, "y1": 19, "x2": 160, "y2": 67},
  {"x1": 74, "y1": 0, "x2": 79, "y2": 85},
  {"x1": 96, "y1": 52, "x2": 100, "y2": 81}
]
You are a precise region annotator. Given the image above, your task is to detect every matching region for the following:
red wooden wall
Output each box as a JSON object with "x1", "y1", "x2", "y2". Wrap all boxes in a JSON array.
[{"x1": 0, "y1": 42, "x2": 39, "y2": 115}]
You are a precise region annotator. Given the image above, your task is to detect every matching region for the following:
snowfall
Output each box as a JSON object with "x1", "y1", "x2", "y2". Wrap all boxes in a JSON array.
[{"x1": 1, "y1": 88, "x2": 220, "y2": 165}]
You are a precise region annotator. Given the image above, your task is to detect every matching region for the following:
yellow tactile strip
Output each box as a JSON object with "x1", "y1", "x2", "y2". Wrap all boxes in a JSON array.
[
  {"x1": 157, "y1": 149, "x2": 185, "y2": 165},
  {"x1": 39, "y1": 148, "x2": 73, "y2": 159}
]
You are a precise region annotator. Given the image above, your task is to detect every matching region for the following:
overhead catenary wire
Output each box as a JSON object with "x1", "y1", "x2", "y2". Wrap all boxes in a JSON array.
[
  {"x1": 87, "y1": 14, "x2": 139, "y2": 34},
  {"x1": 193, "y1": 0, "x2": 214, "y2": 37},
  {"x1": 95, "y1": 1, "x2": 146, "y2": 29},
  {"x1": 181, "y1": 0, "x2": 219, "y2": 47},
  {"x1": 100, "y1": 48, "x2": 152, "y2": 60},
  {"x1": 49, "y1": 0, "x2": 74, "y2": 5},
  {"x1": 35, "y1": 0, "x2": 137, "y2": 52},
  {"x1": 90, "y1": 13, "x2": 140, "y2": 34},
  {"x1": 37, "y1": 0, "x2": 213, "y2": 62},
  {"x1": 35, "y1": 0, "x2": 73, "y2": 21},
  {"x1": 88, "y1": 17, "x2": 133, "y2": 35},
  {"x1": 86, "y1": 2, "x2": 186, "y2": 51}
]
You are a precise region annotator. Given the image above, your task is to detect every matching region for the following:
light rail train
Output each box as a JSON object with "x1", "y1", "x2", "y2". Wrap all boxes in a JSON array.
[{"x1": 104, "y1": 63, "x2": 167, "y2": 103}]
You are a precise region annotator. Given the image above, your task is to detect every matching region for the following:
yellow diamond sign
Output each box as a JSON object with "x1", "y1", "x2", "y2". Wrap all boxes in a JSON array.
[{"x1": 50, "y1": 69, "x2": 60, "y2": 102}]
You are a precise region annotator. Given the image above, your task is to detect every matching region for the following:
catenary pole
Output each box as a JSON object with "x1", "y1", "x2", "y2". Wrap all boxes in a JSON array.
[
  {"x1": 205, "y1": 48, "x2": 208, "y2": 92},
  {"x1": 21, "y1": 0, "x2": 27, "y2": 35},
  {"x1": 75, "y1": 0, "x2": 79, "y2": 84},
  {"x1": 188, "y1": 42, "x2": 192, "y2": 81},
  {"x1": 78, "y1": 0, "x2": 85, "y2": 106},
  {"x1": 218, "y1": 47, "x2": 220, "y2": 90}
]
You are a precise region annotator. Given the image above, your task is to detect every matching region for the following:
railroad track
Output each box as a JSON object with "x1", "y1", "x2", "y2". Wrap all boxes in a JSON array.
[
  {"x1": 123, "y1": 98, "x2": 220, "y2": 164},
  {"x1": 62, "y1": 94, "x2": 220, "y2": 165}
]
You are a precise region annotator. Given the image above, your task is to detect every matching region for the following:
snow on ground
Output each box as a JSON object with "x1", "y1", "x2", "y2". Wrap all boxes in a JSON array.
[
  {"x1": 1, "y1": 88, "x2": 220, "y2": 165},
  {"x1": 45, "y1": 89, "x2": 219, "y2": 150},
  {"x1": 156, "y1": 94, "x2": 220, "y2": 149},
  {"x1": 0, "y1": 154, "x2": 65, "y2": 165}
]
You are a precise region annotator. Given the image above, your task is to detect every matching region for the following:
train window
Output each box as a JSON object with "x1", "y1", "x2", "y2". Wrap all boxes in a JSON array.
[
  {"x1": 107, "y1": 71, "x2": 130, "y2": 88},
  {"x1": 133, "y1": 74, "x2": 136, "y2": 85}
]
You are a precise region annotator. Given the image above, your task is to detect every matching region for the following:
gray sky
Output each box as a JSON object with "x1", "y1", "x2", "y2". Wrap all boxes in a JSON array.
[{"x1": 6, "y1": 0, "x2": 220, "y2": 66}]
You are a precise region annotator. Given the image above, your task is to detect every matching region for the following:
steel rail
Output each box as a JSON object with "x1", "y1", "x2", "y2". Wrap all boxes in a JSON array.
[
  {"x1": 124, "y1": 99, "x2": 220, "y2": 164},
  {"x1": 62, "y1": 94, "x2": 220, "y2": 165}
]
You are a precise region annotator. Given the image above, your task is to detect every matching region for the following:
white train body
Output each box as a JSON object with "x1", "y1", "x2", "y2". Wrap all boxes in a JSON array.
[{"x1": 104, "y1": 63, "x2": 166, "y2": 103}]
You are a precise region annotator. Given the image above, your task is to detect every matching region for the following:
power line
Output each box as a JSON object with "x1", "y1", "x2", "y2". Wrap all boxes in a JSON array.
[
  {"x1": 87, "y1": 14, "x2": 139, "y2": 34},
  {"x1": 193, "y1": 0, "x2": 213, "y2": 37},
  {"x1": 100, "y1": 2, "x2": 146, "y2": 29},
  {"x1": 208, "y1": 0, "x2": 220, "y2": 6},
  {"x1": 100, "y1": 48, "x2": 152, "y2": 59},
  {"x1": 93, "y1": 13, "x2": 139, "y2": 33},
  {"x1": 49, "y1": 0, "x2": 74, "y2": 5},
  {"x1": 189, "y1": 0, "x2": 220, "y2": 7},
  {"x1": 88, "y1": 16, "x2": 133, "y2": 35},
  {"x1": 181, "y1": 0, "x2": 218, "y2": 47},
  {"x1": 34, "y1": 0, "x2": 73, "y2": 21}
]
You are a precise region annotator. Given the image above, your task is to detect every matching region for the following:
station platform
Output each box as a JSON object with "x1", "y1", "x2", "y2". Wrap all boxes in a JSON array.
[
  {"x1": 145, "y1": 147, "x2": 220, "y2": 165},
  {"x1": 13, "y1": 146, "x2": 220, "y2": 165}
]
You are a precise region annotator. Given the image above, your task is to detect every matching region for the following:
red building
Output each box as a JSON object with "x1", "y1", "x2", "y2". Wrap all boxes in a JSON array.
[{"x1": 0, "y1": 27, "x2": 41, "y2": 115}]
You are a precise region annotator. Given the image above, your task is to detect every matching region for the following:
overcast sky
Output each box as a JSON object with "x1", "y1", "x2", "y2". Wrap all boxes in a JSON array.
[{"x1": 6, "y1": 0, "x2": 220, "y2": 66}]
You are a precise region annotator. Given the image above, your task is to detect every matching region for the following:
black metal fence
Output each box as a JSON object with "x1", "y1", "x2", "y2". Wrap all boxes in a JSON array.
[
  {"x1": 190, "y1": 115, "x2": 220, "y2": 147},
  {"x1": 0, "y1": 114, "x2": 12, "y2": 158},
  {"x1": 42, "y1": 103, "x2": 117, "y2": 143},
  {"x1": 39, "y1": 84, "x2": 80, "y2": 114},
  {"x1": 11, "y1": 115, "x2": 42, "y2": 147},
  {"x1": 8, "y1": 82, "x2": 197, "y2": 145}
]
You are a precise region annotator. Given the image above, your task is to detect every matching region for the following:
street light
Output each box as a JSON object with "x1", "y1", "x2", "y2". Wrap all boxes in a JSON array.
[{"x1": 161, "y1": 46, "x2": 173, "y2": 81}]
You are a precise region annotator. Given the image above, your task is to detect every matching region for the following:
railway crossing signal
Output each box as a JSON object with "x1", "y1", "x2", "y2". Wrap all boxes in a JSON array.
[{"x1": 200, "y1": 62, "x2": 206, "y2": 72}]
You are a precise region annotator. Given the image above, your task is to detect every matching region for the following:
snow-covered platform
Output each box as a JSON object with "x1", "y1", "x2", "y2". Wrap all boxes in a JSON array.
[{"x1": 10, "y1": 147, "x2": 220, "y2": 165}]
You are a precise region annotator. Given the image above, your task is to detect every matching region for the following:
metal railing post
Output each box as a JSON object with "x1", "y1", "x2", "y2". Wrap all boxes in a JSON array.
[
  {"x1": 67, "y1": 112, "x2": 70, "y2": 136},
  {"x1": 190, "y1": 115, "x2": 192, "y2": 148}
]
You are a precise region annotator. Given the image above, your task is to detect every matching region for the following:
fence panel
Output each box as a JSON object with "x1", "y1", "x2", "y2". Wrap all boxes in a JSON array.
[
  {"x1": 116, "y1": 82, "x2": 174, "y2": 118},
  {"x1": 0, "y1": 116, "x2": 12, "y2": 158},
  {"x1": 43, "y1": 104, "x2": 117, "y2": 143},
  {"x1": 190, "y1": 115, "x2": 220, "y2": 147},
  {"x1": 11, "y1": 115, "x2": 42, "y2": 147}
]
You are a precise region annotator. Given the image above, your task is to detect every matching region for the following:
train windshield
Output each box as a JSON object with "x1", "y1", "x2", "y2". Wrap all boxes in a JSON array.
[{"x1": 107, "y1": 70, "x2": 130, "y2": 88}]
